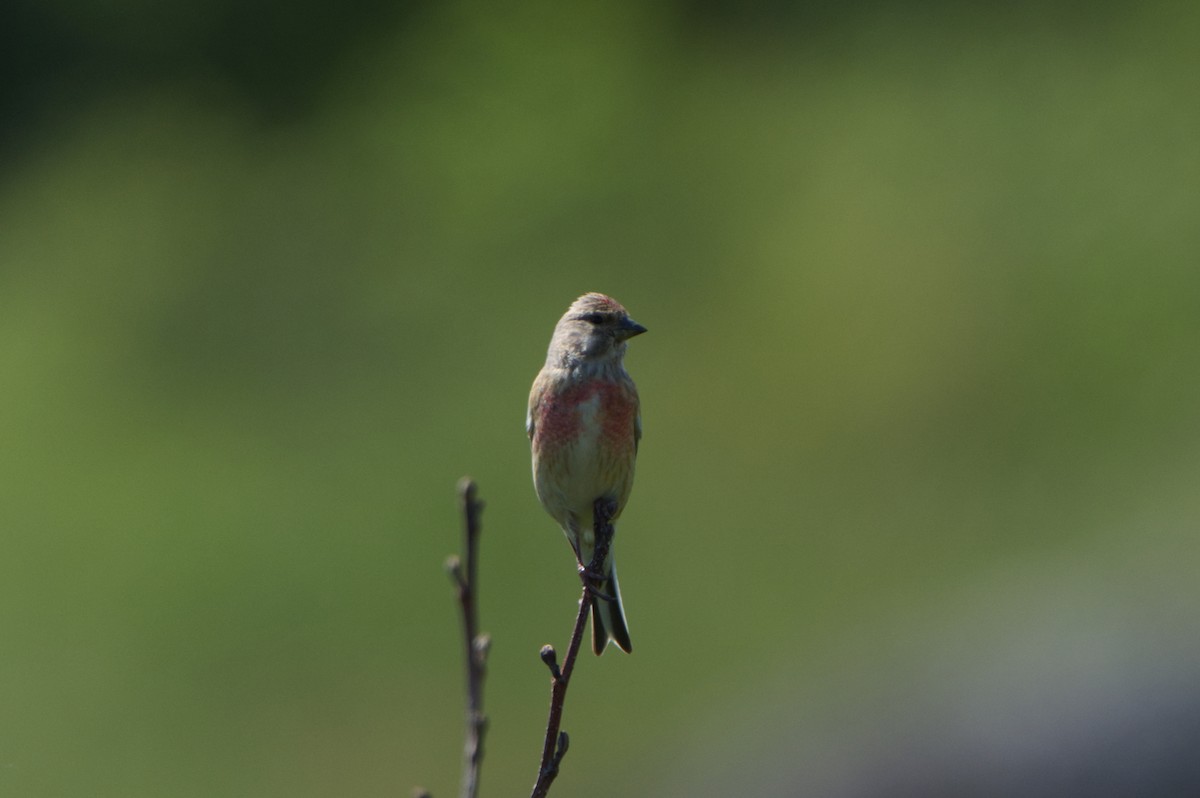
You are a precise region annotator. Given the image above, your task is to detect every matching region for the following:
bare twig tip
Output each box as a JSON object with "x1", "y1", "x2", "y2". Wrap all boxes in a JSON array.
[
  {"x1": 413, "y1": 788, "x2": 432, "y2": 798},
  {"x1": 457, "y1": 476, "x2": 476, "y2": 497},
  {"x1": 539, "y1": 644, "x2": 562, "y2": 679}
]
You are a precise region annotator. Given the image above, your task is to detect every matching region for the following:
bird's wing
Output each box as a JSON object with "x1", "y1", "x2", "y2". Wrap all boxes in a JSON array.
[{"x1": 526, "y1": 375, "x2": 542, "y2": 441}]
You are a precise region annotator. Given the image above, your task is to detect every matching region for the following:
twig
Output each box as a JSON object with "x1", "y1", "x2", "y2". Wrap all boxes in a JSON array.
[
  {"x1": 529, "y1": 498, "x2": 617, "y2": 798},
  {"x1": 444, "y1": 478, "x2": 489, "y2": 798}
]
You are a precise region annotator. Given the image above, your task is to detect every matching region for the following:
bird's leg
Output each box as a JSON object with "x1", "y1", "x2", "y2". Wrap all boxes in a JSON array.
[{"x1": 566, "y1": 535, "x2": 594, "y2": 577}]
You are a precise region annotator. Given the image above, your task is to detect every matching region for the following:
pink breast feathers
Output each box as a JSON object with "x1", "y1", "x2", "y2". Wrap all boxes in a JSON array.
[
  {"x1": 598, "y1": 382, "x2": 638, "y2": 450},
  {"x1": 536, "y1": 381, "x2": 590, "y2": 445},
  {"x1": 537, "y1": 380, "x2": 637, "y2": 449}
]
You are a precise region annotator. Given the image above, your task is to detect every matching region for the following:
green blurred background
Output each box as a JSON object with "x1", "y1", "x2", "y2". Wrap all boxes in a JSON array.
[{"x1": 4, "y1": 1, "x2": 1200, "y2": 796}]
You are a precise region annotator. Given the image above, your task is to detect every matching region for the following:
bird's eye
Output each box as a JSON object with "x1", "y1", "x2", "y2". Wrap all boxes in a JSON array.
[{"x1": 579, "y1": 312, "x2": 606, "y2": 325}]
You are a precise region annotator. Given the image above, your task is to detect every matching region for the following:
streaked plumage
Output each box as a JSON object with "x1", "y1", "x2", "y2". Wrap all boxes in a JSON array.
[{"x1": 527, "y1": 293, "x2": 646, "y2": 655}]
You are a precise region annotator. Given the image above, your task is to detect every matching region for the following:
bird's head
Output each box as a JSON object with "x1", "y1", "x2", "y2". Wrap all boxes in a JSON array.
[{"x1": 548, "y1": 293, "x2": 647, "y2": 366}]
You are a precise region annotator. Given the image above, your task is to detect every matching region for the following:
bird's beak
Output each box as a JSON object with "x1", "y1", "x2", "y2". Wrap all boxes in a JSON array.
[{"x1": 617, "y1": 317, "x2": 648, "y2": 340}]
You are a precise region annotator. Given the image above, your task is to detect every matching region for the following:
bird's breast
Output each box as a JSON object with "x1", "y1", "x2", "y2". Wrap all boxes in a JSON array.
[
  {"x1": 536, "y1": 379, "x2": 637, "y2": 452},
  {"x1": 533, "y1": 375, "x2": 639, "y2": 526}
]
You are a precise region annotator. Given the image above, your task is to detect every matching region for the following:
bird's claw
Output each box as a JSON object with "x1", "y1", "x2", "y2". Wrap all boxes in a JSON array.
[
  {"x1": 576, "y1": 564, "x2": 616, "y2": 603},
  {"x1": 585, "y1": 583, "x2": 617, "y2": 603},
  {"x1": 576, "y1": 562, "x2": 603, "y2": 580}
]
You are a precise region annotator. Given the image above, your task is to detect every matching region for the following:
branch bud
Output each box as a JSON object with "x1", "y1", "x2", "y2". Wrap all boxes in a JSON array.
[{"x1": 540, "y1": 644, "x2": 561, "y2": 680}]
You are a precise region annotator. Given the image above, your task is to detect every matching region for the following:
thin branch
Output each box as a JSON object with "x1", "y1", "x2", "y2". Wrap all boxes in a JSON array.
[
  {"x1": 529, "y1": 497, "x2": 617, "y2": 798},
  {"x1": 445, "y1": 477, "x2": 489, "y2": 798}
]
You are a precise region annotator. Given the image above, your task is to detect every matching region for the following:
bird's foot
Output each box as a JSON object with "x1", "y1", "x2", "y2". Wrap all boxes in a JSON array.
[{"x1": 576, "y1": 564, "x2": 616, "y2": 603}]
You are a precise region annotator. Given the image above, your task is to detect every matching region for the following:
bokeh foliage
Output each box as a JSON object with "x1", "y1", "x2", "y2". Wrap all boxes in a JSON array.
[{"x1": 3, "y1": 1, "x2": 1199, "y2": 796}]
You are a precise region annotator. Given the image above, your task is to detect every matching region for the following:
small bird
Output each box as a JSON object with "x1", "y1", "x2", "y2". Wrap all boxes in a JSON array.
[{"x1": 527, "y1": 293, "x2": 646, "y2": 655}]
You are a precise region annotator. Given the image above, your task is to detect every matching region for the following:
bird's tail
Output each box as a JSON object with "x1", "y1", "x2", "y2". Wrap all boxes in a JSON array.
[{"x1": 590, "y1": 558, "x2": 632, "y2": 655}]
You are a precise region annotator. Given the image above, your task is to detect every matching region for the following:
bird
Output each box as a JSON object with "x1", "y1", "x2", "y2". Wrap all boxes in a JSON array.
[{"x1": 527, "y1": 292, "x2": 646, "y2": 655}]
